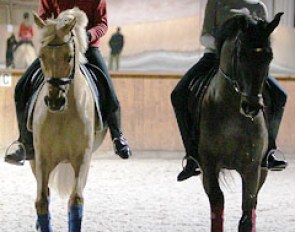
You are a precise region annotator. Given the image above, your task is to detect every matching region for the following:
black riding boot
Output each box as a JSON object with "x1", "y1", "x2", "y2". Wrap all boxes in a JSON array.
[
  {"x1": 5, "y1": 103, "x2": 34, "y2": 165},
  {"x1": 262, "y1": 107, "x2": 288, "y2": 170},
  {"x1": 173, "y1": 107, "x2": 201, "y2": 181},
  {"x1": 108, "y1": 108, "x2": 131, "y2": 159},
  {"x1": 5, "y1": 59, "x2": 40, "y2": 165}
]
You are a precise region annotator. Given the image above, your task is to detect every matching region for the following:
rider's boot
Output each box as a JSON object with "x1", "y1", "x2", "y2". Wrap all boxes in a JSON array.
[
  {"x1": 172, "y1": 107, "x2": 201, "y2": 181},
  {"x1": 262, "y1": 107, "x2": 287, "y2": 170},
  {"x1": 108, "y1": 109, "x2": 132, "y2": 159},
  {"x1": 5, "y1": 103, "x2": 35, "y2": 165}
]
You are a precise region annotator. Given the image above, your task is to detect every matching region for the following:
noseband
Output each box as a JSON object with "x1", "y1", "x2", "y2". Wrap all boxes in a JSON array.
[{"x1": 218, "y1": 34, "x2": 266, "y2": 104}]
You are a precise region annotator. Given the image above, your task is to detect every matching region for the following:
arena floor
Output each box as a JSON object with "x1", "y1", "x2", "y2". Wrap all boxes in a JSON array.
[{"x1": 0, "y1": 151, "x2": 294, "y2": 232}]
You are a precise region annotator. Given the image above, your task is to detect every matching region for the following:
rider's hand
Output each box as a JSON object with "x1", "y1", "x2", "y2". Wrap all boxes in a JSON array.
[{"x1": 86, "y1": 31, "x2": 91, "y2": 44}]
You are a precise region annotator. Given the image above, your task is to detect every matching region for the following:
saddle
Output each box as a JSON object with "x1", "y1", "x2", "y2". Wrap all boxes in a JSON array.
[
  {"x1": 27, "y1": 63, "x2": 109, "y2": 133},
  {"x1": 188, "y1": 67, "x2": 217, "y2": 142}
]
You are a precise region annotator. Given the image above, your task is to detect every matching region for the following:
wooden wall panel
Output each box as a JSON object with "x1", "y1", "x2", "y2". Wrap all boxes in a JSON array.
[{"x1": 0, "y1": 71, "x2": 295, "y2": 153}]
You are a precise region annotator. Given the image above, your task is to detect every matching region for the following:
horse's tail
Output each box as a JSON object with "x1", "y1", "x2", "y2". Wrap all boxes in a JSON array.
[
  {"x1": 48, "y1": 162, "x2": 75, "y2": 198},
  {"x1": 218, "y1": 170, "x2": 237, "y2": 191}
]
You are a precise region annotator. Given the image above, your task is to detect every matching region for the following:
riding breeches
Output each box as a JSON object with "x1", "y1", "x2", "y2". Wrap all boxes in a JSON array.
[
  {"x1": 85, "y1": 47, "x2": 122, "y2": 139},
  {"x1": 263, "y1": 75, "x2": 287, "y2": 110},
  {"x1": 171, "y1": 53, "x2": 218, "y2": 110}
]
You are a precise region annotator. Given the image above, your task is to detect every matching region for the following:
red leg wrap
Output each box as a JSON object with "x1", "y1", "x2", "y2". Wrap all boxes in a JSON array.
[{"x1": 211, "y1": 206, "x2": 224, "y2": 232}]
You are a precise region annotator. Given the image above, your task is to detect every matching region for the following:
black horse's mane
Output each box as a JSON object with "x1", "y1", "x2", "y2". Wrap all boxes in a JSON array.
[{"x1": 215, "y1": 14, "x2": 270, "y2": 58}]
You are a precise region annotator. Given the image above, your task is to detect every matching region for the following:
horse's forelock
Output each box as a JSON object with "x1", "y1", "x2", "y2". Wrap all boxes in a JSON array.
[
  {"x1": 58, "y1": 8, "x2": 88, "y2": 63},
  {"x1": 40, "y1": 8, "x2": 88, "y2": 63},
  {"x1": 215, "y1": 15, "x2": 266, "y2": 58},
  {"x1": 39, "y1": 25, "x2": 56, "y2": 47}
]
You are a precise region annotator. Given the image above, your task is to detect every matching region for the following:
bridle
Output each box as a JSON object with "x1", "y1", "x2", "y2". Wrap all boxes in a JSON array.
[
  {"x1": 43, "y1": 34, "x2": 76, "y2": 92},
  {"x1": 41, "y1": 33, "x2": 76, "y2": 111},
  {"x1": 218, "y1": 32, "x2": 267, "y2": 104}
]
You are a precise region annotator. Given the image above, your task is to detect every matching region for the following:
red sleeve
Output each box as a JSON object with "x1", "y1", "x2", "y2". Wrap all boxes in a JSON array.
[
  {"x1": 88, "y1": 0, "x2": 108, "y2": 43},
  {"x1": 38, "y1": 0, "x2": 56, "y2": 20}
]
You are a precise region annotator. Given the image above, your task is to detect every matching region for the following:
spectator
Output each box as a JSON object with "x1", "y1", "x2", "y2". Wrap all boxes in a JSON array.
[
  {"x1": 18, "y1": 12, "x2": 34, "y2": 47},
  {"x1": 109, "y1": 27, "x2": 124, "y2": 70}
]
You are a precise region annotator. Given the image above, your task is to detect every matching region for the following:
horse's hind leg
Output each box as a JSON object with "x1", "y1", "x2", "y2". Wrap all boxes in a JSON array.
[
  {"x1": 35, "y1": 160, "x2": 53, "y2": 232},
  {"x1": 68, "y1": 157, "x2": 91, "y2": 232},
  {"x1": 202, "y1": 166, "x2": 224, "y2": 232},
  {"x1": 239, "y1": 167, "x2": 261, "y2": 232}
]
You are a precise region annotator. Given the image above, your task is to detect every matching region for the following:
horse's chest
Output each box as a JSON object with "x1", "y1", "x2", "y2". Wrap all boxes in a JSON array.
[
  {"x1": 199, "y1": 110, "x2": 267, "y2": 155},
  {"x1": 34, "y1": 113, "x2": 92, "y2": 156}
]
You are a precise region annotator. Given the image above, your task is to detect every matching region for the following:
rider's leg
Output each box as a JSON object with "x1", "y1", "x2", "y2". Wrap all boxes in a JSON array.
[
  {"x1": 85, "y1": 48, "x2": 131, "y2": 159},
  {"x1": 171, "y1": 53, "x2": 217, "y2": 181},
  {"x1": 5, "y1": 59, "x2": 41, "y2": 165},
  {"x1": 262, "y1": 76, "x2": 288, "y2": 170}
]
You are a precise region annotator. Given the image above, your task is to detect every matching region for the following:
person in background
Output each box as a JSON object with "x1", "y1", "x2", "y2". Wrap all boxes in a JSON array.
[
  {"x1": 5, "y1": 0, "x2": 132, "y2": 165},
  {"x1": 17, "y1": 12, "x2": 34, "y2": 48},
  {"x1": 6, "y1": 33, "x2": 17, "y2": 68},
  {"x1": 109, "y1": 27, "x2": 124, "y2": 71},
  {"x1": 171, "y1": 0, "x2": 288, "y2": 182}
]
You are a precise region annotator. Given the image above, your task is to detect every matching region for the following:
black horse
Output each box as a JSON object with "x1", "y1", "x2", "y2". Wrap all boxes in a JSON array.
[{"x1": 193, "y1": 13, "x2": 283, "y2": 232}]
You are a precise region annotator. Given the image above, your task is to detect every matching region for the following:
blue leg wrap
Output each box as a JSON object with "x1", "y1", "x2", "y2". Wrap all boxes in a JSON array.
[
  {"x1": 69, "y1": 204, "x2": 83, "y2": 232},
  {"x1": 36, "y1": 214, "x2": 52, "y2": 232}
]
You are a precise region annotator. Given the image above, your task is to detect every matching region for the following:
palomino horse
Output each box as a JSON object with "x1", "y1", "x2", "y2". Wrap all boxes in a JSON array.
[
  {"x1": 31, "y1": 8, "x2": 107, "y2": 231},
  {"x1": 193, "y1": 13, "x2": 283, "y2": 231},
  {"x1": 14, "y1": 42, "x2": 37, "y2": 69}
]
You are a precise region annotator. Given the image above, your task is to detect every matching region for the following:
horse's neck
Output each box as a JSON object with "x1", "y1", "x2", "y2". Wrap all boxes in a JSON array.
[
  {"x1": 207, "y1": 71, "x2": 240, "y2": 109},
  {"x1": 68, "y1": 68, "x2": 86, "y2": 105}
]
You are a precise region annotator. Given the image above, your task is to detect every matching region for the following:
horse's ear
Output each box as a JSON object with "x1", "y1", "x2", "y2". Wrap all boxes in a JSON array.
[
  {"x1": 59, "y1": 17, "x2": 76, "y2": 35},
  {"x1": 267, "y1": 12, "x2": 284, "y2": 35},
  {"x1": 33, "y1": 12, "x2": 45, "y2": 29}
]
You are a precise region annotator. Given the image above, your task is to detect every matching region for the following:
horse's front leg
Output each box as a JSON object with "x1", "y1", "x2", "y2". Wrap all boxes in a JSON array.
[
  {"x1": 202, "y1": 163, "x2": 224, "y2": 232},
  {"x1": 68, "y1": 155, "x2": 91, "y2": 232},
  {"x1": 35, "y1": 158, "x2": 52, "y2": 232},
  {"x1": 239, "y1": 166, "x2": 261, "y2": 232}
]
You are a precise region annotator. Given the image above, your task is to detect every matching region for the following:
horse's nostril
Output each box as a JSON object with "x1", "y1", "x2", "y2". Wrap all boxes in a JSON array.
[
  {"x1": 241, "y1": 100, "x2": 260, "y2": 118},
  {"x1": 241, "y1": 101, "x2": 251, "y2": 114},
  {"x1": 44, "y1": 96, "x2": 66, "y2": 112}
]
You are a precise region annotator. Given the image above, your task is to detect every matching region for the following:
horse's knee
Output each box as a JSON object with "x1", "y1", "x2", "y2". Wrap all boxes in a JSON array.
[
  {"x1": 35, "y1": 196, "x2": 49, "y2": 215},
  {"x1": 69, "y1": 195, "x2": 84, "y2": 208}
]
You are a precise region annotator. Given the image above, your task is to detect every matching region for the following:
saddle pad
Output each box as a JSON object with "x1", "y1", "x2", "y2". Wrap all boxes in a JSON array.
[{"x1": 27, "y1": 64, "x2": 104, "y2": 132}]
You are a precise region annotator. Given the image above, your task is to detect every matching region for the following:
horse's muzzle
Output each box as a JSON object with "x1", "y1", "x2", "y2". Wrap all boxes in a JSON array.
[
  {"x1": 44, "y1": 96, "x2": 66, "y2": 112},
  {"x1": 240, "y1": 98, "x2": 262, "y2": 119}
]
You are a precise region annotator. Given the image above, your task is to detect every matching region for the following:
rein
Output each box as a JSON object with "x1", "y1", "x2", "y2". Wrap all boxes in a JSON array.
[{"x1": 44, "y1": 35, "x2": 76, "y2": 92}]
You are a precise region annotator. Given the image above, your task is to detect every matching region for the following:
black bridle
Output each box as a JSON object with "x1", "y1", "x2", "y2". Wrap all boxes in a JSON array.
[
  {"x1": 44, "y1": 35, "x2": 76, "y2": 92},
  {"x1": 218, "y1": 33, "x2": 266, "y2": 104}
]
